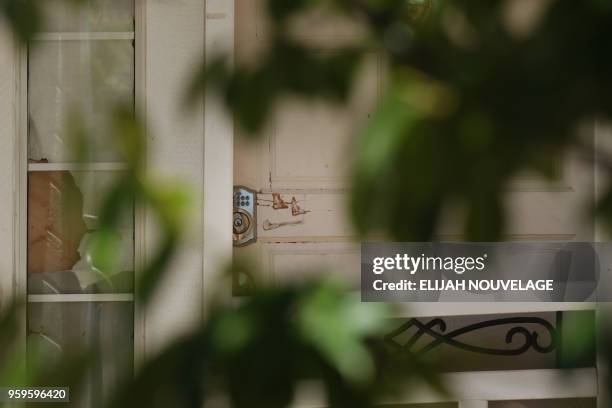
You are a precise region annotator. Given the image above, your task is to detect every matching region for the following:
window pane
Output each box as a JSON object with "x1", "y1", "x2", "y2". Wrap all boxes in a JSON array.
[
  {"x1": 26, "y1": 1, "x2": 136, "y2": 401},
  {"x1": 41, "y1": 0, "x2": 134, "y2": 33},
  {"x1": 27, "y1": 171, "x2": 133, "y2": 294},
  {"x1": 28, "y1": 40, "x2": 134, "y2": 162},
  {"x1": 28, "y1": 302, "x2": 134, "y2": 406}
]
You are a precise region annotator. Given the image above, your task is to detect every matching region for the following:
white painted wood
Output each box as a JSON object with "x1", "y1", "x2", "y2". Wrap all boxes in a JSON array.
[
  {"x1": 203, "y1": 0, "x2": 235, "y2": 310},
  {"x1": 33, "y1": 32, "x2": 135, "y2": 41},
  {"x1": 16, "y1": 41, "x2": 29, "y2": 380},
  {"x1": 234, "y1": 1, "x2": 600, "y2": 405},
  {"x1": 28, "y1": 294, "x2": 134, "y2": 303},
  {"x1": 258, "y1": 242, "x2": 598, "y2": 315},
  {"x1": 133, "y1": 0, "x2": 147, "y2": 371},
  {"x1": 27, "y1": 162, "x2": 128, "y2": 172},
  {"x1": 0, "y1": 20, "x2": 28, "y2": 381},
  {"x1": 290, "y1": 369, "x2": 596, "y2": 407},
  {"x1": 392, "y1": 302, "x2": 596, "y2": 318},
  {"x1": 398, "y1": 368, "x2": 597, "y2": 404},
  {"x1": 0, "y1": 20, "x2": 19, "y2": 310},
  {"x1": 141, "y1": 0, "x2": 206, "y2": 355},
  {"x1": 233, "y1": 2, "x2": 597, "y2": 325},
  {"x1": 235, "y1": 1, "x2": 595, "y2": 270}
]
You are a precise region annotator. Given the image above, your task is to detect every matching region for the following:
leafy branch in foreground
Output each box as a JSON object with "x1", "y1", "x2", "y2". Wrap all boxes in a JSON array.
[
  {"x1": 0, "y1": 0, "x2": 87, "y2": 43},
  {"x1": 108, "y1": 280, "x2": 444, "y2": 408},
  {"x1": 71, "y1": 105, "x2": 192, "y2": 304},
  {"x1": 192, "y1": 0, "x2": 612, "y2": 241},
  {"x1": 15, "y1": 101, "x2": 443, "y2": 406}
]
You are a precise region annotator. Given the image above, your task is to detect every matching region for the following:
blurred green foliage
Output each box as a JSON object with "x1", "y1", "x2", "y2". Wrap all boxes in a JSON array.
[
  {"x1": 82, "y1": 105, "x2": 192, "y2": 303},
  {"x1": 108, "y1": 282, "x2": 443, "y2": 408},
  {"x1": 1, "y1": 0, "x2": 85, "y2": 42},
  {"x1": 0, "y1": 0, "x2": 41, "y2": 42},
  {"x1": 193, "y1": 0, "x2": 612, "y2": 241},
  {"x1": 0, "y1": 103, "x2": 439, "y2": 406},
  {"x1": 2, "y1": 0, "x2": 612, "y2": 406}
]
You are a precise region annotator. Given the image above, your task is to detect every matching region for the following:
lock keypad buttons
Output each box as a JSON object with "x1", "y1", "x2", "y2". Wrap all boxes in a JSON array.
[{"x1": 233, "y1": 186, "x2": 257, "y2": 247}]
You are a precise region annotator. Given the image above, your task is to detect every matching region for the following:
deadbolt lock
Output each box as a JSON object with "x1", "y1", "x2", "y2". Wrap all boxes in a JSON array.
[{"x1": 233, "y1": 186, "x2": 257, "y2": 246}]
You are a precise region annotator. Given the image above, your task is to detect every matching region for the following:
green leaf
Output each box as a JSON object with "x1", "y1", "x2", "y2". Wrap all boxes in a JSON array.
[
  {"x1": 296, "y1": 282, "x2": 389, "y2": 384},
  {"x1": 1, "y1": 0, "x2": 42, "y2": 43}
]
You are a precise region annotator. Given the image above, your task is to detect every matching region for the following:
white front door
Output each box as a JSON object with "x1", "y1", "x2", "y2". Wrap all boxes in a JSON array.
[
  {"x1": 233, "y1": 0, "x2": 595, "y2": 290},
  {"x1": 232, "y1": 1, "x2": 599, "y2": 406}
]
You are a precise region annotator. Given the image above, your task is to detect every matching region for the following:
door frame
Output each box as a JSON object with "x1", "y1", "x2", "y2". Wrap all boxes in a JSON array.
[
  {"x1": 9, "y1": 0, "x2": 149, "y2": 369},
  {"x1": 203, "y1": 0, "x2": 235, "y2": 314}
]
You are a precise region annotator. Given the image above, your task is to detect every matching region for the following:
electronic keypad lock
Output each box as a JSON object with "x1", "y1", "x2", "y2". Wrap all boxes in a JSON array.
[{"x1": 233, "y1": 186, "x2": 257, "y2": 246}]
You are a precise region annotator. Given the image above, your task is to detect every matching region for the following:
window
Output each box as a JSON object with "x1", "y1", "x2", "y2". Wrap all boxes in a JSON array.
[{"x1": 25, "y1": 0, "x2": 136, "y2": 404}]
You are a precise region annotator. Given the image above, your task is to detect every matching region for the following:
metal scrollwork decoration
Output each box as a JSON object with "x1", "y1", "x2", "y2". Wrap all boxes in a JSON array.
[{"x1": 385, "y1": 317, "x2": 557, "y2": 356}]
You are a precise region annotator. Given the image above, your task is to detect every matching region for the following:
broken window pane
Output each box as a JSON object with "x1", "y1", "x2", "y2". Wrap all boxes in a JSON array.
[{"x1": 27, "y1": 171, "x2": 134, "y2": 294}]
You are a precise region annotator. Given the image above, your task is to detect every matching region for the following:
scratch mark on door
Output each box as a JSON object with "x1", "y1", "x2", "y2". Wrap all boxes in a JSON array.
[{"x1": 263, "y1": 219, "x2": 304, "y2": 231}]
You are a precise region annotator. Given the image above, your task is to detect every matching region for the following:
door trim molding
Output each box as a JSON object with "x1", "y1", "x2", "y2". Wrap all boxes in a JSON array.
[{"x1": 203, "y1": 0, "x2": 235, "y2": 312}]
